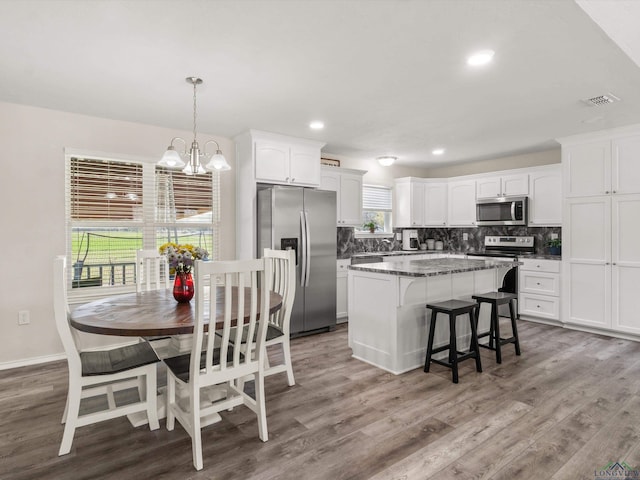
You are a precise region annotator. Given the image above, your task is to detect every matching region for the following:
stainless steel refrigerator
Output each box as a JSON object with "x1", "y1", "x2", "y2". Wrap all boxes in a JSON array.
[{"x1": 257, "y1": 185, "x2": 337, "y2": 335}]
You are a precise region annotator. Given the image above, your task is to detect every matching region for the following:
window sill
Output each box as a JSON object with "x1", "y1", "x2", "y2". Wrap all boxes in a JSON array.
[{"x1": 354, "y1": 232, "x2": 395, "y2": 239}]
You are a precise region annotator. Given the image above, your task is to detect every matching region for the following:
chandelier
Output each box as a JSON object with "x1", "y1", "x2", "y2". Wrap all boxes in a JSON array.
[{"x1": 158, "y1": 77, "x2": 231, "y2": 174}]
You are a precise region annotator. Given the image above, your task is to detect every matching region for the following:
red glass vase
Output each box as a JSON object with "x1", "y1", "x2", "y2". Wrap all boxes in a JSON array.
[{"x1": 173, "y1": 272, "x2": 195, "y2": 303}]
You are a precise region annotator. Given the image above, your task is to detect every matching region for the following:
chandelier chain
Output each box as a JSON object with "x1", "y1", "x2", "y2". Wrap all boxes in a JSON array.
[{"x1": 192, "y1": 80, "x2": 198, "y2": 143}]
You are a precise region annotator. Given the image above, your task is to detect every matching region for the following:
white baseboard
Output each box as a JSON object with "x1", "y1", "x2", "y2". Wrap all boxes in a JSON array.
[
  {"x1": 0, "y1": 353, "x2": 67, "y2": 371},
  {"x1": 0, "y1": 340, "x2": 141, "y2": 372}
]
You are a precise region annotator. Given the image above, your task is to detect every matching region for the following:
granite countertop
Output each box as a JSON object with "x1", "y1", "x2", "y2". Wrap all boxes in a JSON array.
[{"x1": 348, "y1": 257, "x2": 521, "y2": 277}]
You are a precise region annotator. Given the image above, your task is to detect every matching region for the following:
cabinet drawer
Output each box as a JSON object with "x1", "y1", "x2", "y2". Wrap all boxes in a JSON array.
[
  {"x1": 520, "y1": 258, "x2": 560, "y2": 273},
  {"x1": 520, "y1": 293, "x2": 560, "y2": 320},
  {"x1": 519, "y1": 271, "x2": 560, "y2": 296}
]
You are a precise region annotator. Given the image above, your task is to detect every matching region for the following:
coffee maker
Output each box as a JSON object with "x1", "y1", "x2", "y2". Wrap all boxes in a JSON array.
[{"x1": 402, "y1": 229, "x2": 419, "y2": 251}]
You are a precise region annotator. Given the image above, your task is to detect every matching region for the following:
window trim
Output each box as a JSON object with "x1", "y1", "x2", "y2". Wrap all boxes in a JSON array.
[
  {"x1": 64, "y1": 148, "x2": 220, "y2": 300},
  {"x1": 356, "y1": 183, "x2": 393, "y2": 237}
]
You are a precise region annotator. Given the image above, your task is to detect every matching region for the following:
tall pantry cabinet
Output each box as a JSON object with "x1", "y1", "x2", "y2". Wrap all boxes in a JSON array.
[{"x1": 559, "y1": 126, "x2": 640, "y2": 336}]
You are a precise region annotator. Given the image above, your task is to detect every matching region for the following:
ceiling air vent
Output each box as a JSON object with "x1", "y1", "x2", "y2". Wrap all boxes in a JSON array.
[{"x1": 582, "y1": 93, "x2": 620, "y2": 107}]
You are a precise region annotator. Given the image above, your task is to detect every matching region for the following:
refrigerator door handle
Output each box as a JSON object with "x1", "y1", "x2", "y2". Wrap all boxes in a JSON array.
[
  {"x1": 304, "y1": 211, "x2": 311, "y2": 287},
  {"x1": 299, "y1": 210, "x2": 307, "y2": 287}
]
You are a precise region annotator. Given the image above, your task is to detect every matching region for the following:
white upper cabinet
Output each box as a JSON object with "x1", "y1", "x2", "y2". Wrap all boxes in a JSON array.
[
  {"x1": 475, "y1": 176, "x2": 501, "y2": 199},
  {"x1": 290, "y1": 145, "x2": 321, "y2": 186},
  {"x1": 253, "y1": 134, "x2": 323, "y2": 187},
  {"x1": 612, "y1": 135, "x2": 640, "y2": 195},
  {"x1": 476, "y1": 173, "x2": 528, "y2": 199},
  {"x1": 528, "y1": 165, "x2": 562, "y2": 226},
  {"x1": 320, "y1": 166, "x2": 366, "y2": 227},
  {"x1": 563, "y1": 140, "x2": 611, "y2": 197},
  {"x1": 394, "y1": 178, "x2": 447, "y2": 227},
  {"x1": 423, "y1": 181, "x2": 447, "y2": 226},
  {"x1": 563, "y1": 134, "x2": 640, "y2": 197},
  {"x1": 448, "y1": 180, "x2": 476, "y2": 226},
  {"x1": 394, "y1": 178, "x2": 424, "y2": 227},
  {"x1": 254, "y1": 140, "x2": 290, "y2": 183}
]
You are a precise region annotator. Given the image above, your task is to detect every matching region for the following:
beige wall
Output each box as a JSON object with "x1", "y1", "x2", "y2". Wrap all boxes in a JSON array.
[
  {"x1": 324, "y1": 148, "x2": 560, "y2": 183},
  {"x1": 323, "y1": 155, "x2": 430, "y2": 186},
  {"x1": 425, "y1": 148, "x2": 560, "y2": 178},
  {"x1": 0, "y1": 101, "x2": 236, "y2": 366}
]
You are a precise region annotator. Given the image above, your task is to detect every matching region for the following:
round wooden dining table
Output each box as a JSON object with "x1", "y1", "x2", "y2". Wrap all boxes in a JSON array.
[{"x1": 70, "y1": 287, "x2": 283, "y2": 337}]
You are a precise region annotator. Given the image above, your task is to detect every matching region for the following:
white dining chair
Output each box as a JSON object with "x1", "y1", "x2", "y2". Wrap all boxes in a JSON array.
[
  {"x1": 164, "y1": 258, "x2": 271, "y2": 471},
  {"x1": 135, "y1": 249, "x2": 172, "y2": 351},
  {"x1": 54, "y1": 256, "x2": 160, "y2": 456},
  {"x1": 223, "y1": 249, "x2": 296, "y2": 388},
  {"x1": 260, "y1": 248, "x2": 296, "y2": 385},
  {"x1": 135, "y1": 249, "x2": 170, "y2": 293}
]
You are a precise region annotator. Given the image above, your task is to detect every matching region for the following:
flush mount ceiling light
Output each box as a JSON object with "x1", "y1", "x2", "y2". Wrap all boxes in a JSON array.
[
  {"x1": 466, "y1": 49, "x2": 495, "y2": 66},
  {"x1": 377, "y1": 156, "x2": 396, "y2": 167},
  {"x1": 309, "y1": 121, "x2": 325, "y2": 130},
  {"x1": 432, "y1": 148, "x2": 445, "y2": 155},
  {"x1": 158, "y1": 77, "x2": 231, "y2": 175}
]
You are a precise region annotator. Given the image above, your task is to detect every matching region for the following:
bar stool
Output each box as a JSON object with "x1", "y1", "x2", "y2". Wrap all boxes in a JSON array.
[
  {"x1": 424, "y1": 299, "x2": 482, "y2": 384},
  {"x1": 472, "y1": 292, "x2": 521, "y2": 364}
]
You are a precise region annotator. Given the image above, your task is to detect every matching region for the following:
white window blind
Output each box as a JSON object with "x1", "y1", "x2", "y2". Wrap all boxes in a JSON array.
[
  {"x1": 361, "y1": 184, "x2": 393, "y2": 233},
  {"x1": 363, "y1": 185, "x2": 392, "y2": 211},
  {"x1": 66, "y1": 154, "x2": 219, "y2": 294}
]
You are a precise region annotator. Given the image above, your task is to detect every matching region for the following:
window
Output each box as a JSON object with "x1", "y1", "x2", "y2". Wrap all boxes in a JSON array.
[
  {"x1": 360, "y1": 184, "x2": 392, "y2": 233},
  {"x1": 66, "y1": 153, "x2": 219, "y2": 293}
]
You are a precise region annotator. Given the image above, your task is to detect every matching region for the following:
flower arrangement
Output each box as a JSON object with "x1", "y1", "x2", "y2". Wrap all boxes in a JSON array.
[{"x1": 158, "y1": 242, "x2": 209, "y2": 274}]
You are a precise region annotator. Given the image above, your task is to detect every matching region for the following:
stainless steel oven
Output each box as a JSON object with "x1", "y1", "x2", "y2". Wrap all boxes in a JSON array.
[
  {"x1": 466, "y1": 235, "x2": 535, "y2": 317},
  {"x1": 476, "y1": 196, "x2": 528, "y2": 226}
]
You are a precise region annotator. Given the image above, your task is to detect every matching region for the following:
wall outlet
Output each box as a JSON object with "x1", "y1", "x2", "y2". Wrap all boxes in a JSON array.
[
  {"x1": 550, "y1": 233, "x2": 558, "y2": 240},
  {"x1": 463, "y1": 233, "x2": 469, "y2": 241},
  {"x1": 18, "y1": 310, "x2": 30, "y2": 325},
  {"x1": 396, "y1": 232, "x2": 401, "y2": 241}
]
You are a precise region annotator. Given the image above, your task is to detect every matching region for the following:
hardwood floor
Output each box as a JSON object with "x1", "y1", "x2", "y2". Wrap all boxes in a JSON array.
[{"x1": 2, "y1": 320, "x2": 640, "y2": 479}]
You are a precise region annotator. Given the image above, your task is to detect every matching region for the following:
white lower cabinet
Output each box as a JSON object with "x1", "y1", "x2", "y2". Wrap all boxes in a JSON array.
[
  {"x1": 519, "y1": 258, "x2": 561, "y2": 321},
  {"x1": 337, "y1": 259, "x2": 350, "y2": 322}
]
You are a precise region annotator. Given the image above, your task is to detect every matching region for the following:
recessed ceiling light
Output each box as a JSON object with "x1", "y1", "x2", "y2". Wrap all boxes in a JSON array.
[
  {"x1": 467, "y1": 49, "x2": 495, "y2": 66},
  {"x1": 432, "y1": 148, "x2": 445, "y2": 155},
  {"x1": 309, "y1": 121, "x2": 324, "y2": 130},
  {"x1": 377, "y1": 156, "x2": 396, "y2": 167}
]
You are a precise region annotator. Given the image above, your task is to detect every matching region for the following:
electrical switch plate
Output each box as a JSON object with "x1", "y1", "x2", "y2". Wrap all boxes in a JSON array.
[
  {"x1": 396, "y1": 232, "x2": 401, "y2": 240},
  {"x1": 18, "y1": 310, "x2": 30, "y2": 325},
  {"x1": 550, "y1": 233, "x2": 558, "y2": 240},
  {"x1": 463, "y1": 233, "x2": 469, "y2": 241}
]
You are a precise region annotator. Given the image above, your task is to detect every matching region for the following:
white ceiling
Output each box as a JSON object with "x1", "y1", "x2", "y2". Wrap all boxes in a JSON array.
[{"x1": 1, "y1": 0, "x2": 640, "y2": 168}]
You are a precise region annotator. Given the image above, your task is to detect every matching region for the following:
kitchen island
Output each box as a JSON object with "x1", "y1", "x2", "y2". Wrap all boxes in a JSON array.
[{"x1": 347, "y1": 257, "x2": 519, "y2": 374}]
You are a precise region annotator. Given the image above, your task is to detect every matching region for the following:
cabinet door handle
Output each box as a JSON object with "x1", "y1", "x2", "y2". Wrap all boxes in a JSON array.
[
  {"x1": 285, "y1": 177, "x2": 290, "y2": 182},
  {"x1": 605, "y1": 262, "x2": 610, "y2": 265},
  {"x1": 605, "y1": 191, "x2": 610, "y2": 194},
  {"x1": 612, "y1": 262, "x2": 617, "y2": 266},
  {"x1": 536, "y1": 282, "x2": 541, "y2": 285},
  {"x1": 612, "y1": 190, "x2": 617, "y2": 194},
  {"x1": 291, "y1": 178, "x2": 295, "y2": 182}
]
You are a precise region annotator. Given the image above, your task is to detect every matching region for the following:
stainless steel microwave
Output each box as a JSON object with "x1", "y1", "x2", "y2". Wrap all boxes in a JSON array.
[{"x1": 476, "y1": 196, "x2": 528, "y2": 226}]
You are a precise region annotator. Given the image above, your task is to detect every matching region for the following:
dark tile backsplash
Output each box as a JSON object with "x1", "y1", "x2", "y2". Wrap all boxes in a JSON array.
[{"x1": 337, "y1": 226, "x2": 562, "y2": 259}]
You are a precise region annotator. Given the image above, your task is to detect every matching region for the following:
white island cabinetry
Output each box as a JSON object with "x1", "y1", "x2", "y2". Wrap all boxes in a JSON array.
[{"x1": 347, "y1": 258, "x2": 514, "y2": 374}]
